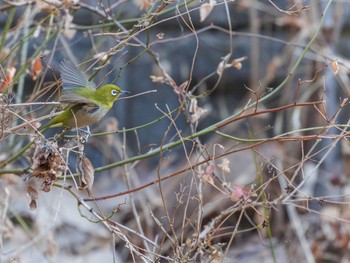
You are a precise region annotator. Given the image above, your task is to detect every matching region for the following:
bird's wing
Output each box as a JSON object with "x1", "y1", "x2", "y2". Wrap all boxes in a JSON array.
[
  {"x1": 59, "y1": 90, "x2": 98, "y2": 106},
  {"x1": 60, "y1": 59, "x2": 96, "y2": 91}
]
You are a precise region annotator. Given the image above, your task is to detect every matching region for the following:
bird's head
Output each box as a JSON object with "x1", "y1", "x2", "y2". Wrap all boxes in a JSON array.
[{"x1": 94, "y1": 84, "x2": 129, "y2": 109}]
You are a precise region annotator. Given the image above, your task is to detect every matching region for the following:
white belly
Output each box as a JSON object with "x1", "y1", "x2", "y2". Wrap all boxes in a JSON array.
[{"x1": 65, "y1": 105, "x2": 107, "y2": 128}]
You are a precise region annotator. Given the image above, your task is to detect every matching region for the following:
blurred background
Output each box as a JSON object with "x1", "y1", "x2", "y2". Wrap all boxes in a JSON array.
[{"x1": 1, "y1": 0, "x2": 350, "y2": 262}]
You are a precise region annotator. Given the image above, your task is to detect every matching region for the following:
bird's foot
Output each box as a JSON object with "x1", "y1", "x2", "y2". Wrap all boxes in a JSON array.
[
  {"x1": 53, "y1": 129, "x2": 67, "y2": 142},
  {"x1": 79, "y1": 126, "x2": 91, "y2": 144}
]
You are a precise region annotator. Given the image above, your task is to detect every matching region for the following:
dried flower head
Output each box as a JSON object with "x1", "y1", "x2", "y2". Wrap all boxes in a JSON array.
[{"x1": 26, "y1": 139, "x2": 65, "y2": 209}]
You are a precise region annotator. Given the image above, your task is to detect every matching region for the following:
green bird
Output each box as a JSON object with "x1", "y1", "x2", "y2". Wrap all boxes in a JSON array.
[
  {"x1": 41, "y1": 59, "x2": 129, "y2": 131},
  {"x1": 0, "y1": 60, "x2": 128, "y2": 167}
]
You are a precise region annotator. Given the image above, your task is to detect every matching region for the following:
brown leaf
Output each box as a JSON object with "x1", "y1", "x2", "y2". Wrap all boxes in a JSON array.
[
  {"x1": 41, "y1": 170, "x2": 58, "y2": 192},
  {"x1": 230, "y1": 56, "x2": 247, "y2": 70},
  {"x1": 77, "y1": 155, "x2": 94, "y2": 191},
  {"x1": 217, "y1": 56, "x2": 248, "y2": 76},
  {"x1": 1, "y1": 67, "x2": 16, "y2": 92},
  {"x1": 25, "y1": 139, "x2": 65, "y2": 209},
  {"x1": 31, "y1": 57, "x2": 43, "y2": 80},
  {"x1": 29, "y1": 139, "x2": 64, "y2": 194}
]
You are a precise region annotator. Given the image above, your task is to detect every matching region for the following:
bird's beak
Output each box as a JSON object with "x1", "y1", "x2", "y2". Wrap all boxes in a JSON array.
[{"x1": 121, "y1": 90, "x2": 130, "y2": 95}]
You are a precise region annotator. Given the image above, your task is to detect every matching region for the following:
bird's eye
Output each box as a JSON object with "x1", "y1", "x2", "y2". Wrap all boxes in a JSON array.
[{"x1": 111, "y1": 89, "x2": 119, "y2": 96}]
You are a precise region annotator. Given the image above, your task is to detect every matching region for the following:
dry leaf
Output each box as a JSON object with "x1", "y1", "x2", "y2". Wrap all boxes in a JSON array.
[
  {"x1": 77, "y1": 155, "x2": 94, "y2": 191},
  {"x1": 31, "y1": 57, "x2": 43, "y2": 80},
  {"x1": 1, "y1": 67, "x2": 16, "y2": 92},
  {"x1": 24, "y1": 139, "x2": 64, "y2": 210},
  {"x1": 26, "y1": 138, "x2": 65, "y2": 209},
  {"x1": 332, "y1": 60, "x2": 339, "y2": 75},
  {"x1": 232, "y1": 61, "x2": 242, "y2": 70},
  {"x1": 230, "y1": 56, "x2": 247, "y2": 70},
  {"x1": 217, "y1": 55, "x2": 247, "y2": 76},
  {"x1": 189, "y1": 98, "x2": 207, "y2": 123},
  {"x1": 200, "y1": 0, "x2": 217, "y2": 22}
]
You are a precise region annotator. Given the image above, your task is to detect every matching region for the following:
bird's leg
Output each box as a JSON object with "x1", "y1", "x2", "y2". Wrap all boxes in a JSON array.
[
  {"x1": 53, "y1": 128, "x2": 67, "y2": 142},
  {"x1": 79, "y1": 126, "x2": 91, "y2": 144}
]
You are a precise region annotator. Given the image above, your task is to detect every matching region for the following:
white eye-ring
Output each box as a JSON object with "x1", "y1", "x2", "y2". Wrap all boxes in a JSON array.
[{"x1": 111, "y1": 89, "x2": 119, "y2": 96}]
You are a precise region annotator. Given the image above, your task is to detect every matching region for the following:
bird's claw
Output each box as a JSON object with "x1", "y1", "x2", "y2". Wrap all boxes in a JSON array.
[
  {"x1": 53, "y1": 129, "x2": 66, "y2": 141},
  {"x1": 79, "y1": 126, "x2": 91, "y2": 144}
]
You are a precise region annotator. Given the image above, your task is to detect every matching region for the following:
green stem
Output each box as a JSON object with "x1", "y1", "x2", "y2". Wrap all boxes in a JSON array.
[
  {"x1": 93, "y1": 0, "x2": 333, "y2": 173},
  {"x1": 0, "y1": 7, "x2": 16, "y2": 52},
  {"x1": 114, "y1": 46, "x2": 150, "y2": 83},
  {"x1": 0, "y1": 0, "x2": 333, "y2": 174}
]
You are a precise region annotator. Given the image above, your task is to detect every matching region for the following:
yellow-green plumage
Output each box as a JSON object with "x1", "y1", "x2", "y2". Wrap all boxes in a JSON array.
[
  {"x1": 41, "y1": 60, "x2": 128, "y2": 131},
  {"x1": 1, "y1": 60, "x2": 129, "y2": 167}
]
